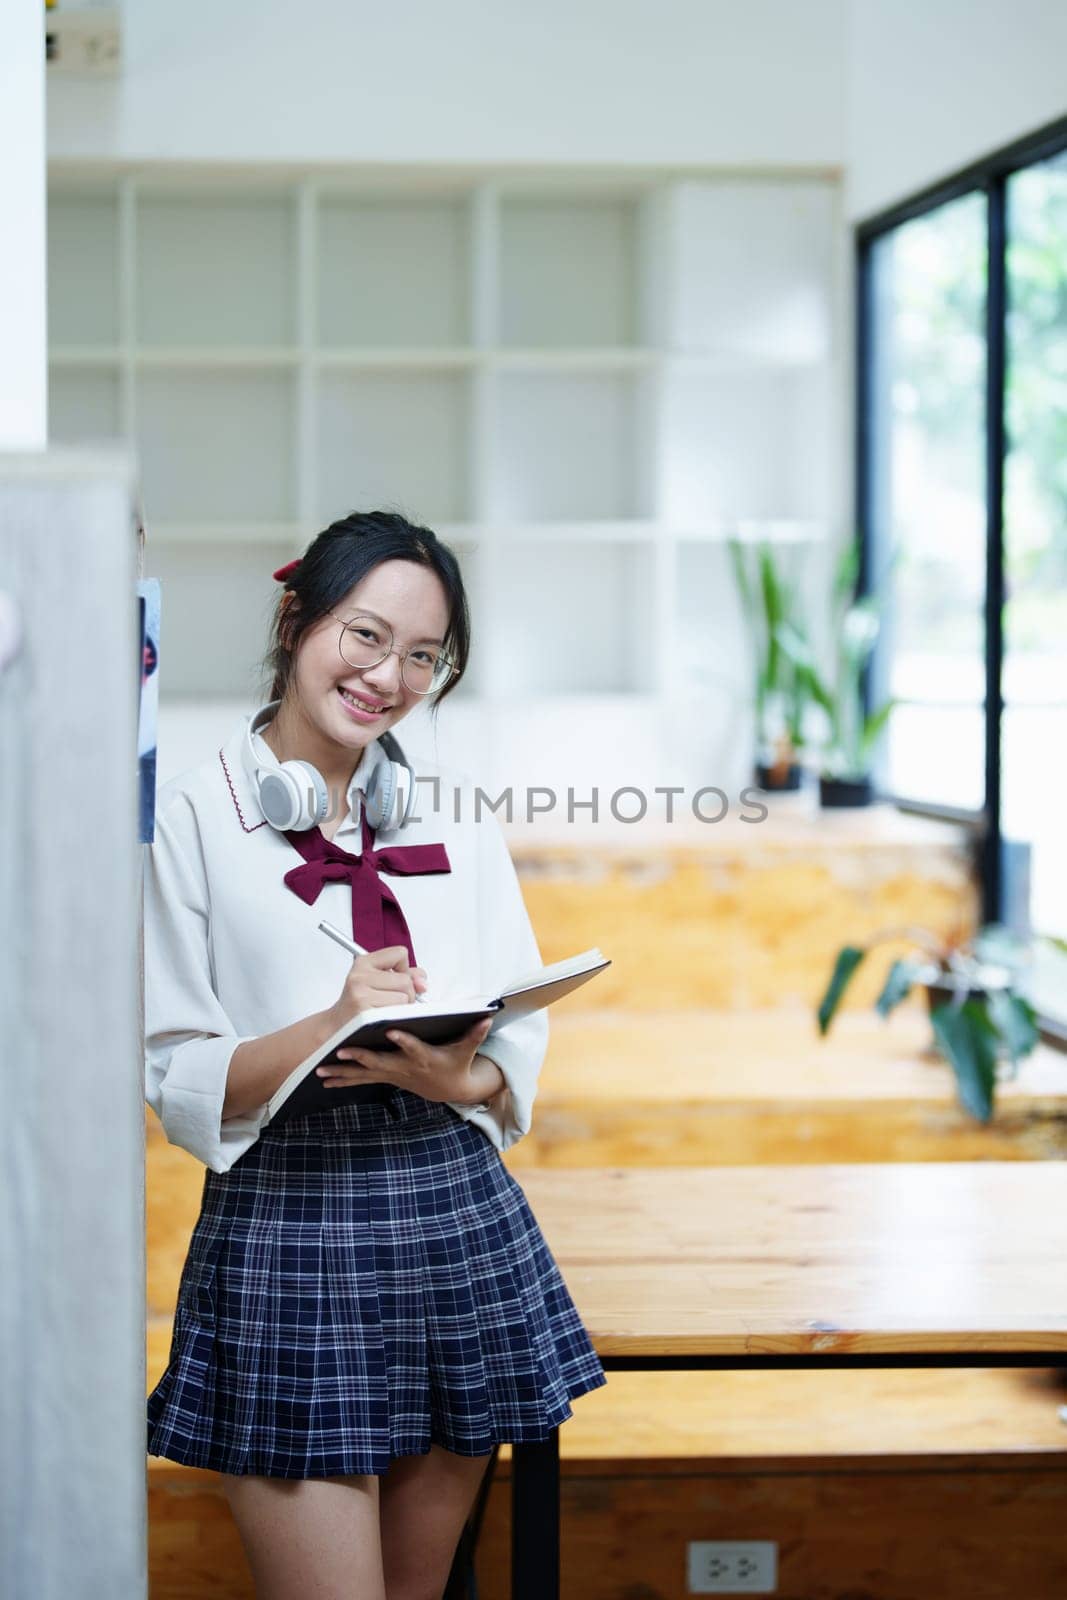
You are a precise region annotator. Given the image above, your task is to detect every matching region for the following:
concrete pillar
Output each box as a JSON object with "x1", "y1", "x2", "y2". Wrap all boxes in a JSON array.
[{"x1": 0, "y1": 451, "x2": 145, "y2": 1598}]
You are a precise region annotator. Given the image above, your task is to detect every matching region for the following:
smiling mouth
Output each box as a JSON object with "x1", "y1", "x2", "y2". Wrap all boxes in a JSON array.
[{"x1": 337, "y1": 686, "x2": 391, "y2": 714}]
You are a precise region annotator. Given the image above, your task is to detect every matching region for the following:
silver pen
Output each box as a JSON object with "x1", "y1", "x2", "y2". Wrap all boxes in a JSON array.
[{"x1": 317, "y1": 919, "x2": 428, "y2": 1003}]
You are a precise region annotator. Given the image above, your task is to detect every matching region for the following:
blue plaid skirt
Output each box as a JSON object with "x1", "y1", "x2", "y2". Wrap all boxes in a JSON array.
[{"x1": 146, "y1": 1088, "x2": 607, "y2": 1478}]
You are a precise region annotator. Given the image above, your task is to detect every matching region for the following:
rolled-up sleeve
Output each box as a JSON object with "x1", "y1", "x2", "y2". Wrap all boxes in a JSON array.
[
  {"x1": 445, "y1": 798, "x2": 548, "y2": 1151},
  {"x1": 143, "y1": 801, "x2": 264, "y2": 1173}
]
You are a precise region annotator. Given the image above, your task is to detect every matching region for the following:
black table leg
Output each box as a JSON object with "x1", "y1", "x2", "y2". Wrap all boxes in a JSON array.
[{"x1": 511, "y1": 1428, "x2": 560, "y2": 1600}]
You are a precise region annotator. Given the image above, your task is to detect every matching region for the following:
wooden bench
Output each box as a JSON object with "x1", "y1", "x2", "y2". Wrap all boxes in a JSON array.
[{"x1": 479, "y1": 1367, "x2": 1067, "y2": 1600}]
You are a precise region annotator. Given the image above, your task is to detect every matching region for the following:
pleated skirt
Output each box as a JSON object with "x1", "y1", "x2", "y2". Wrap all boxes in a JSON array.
[{"x1": 146, "y1": 1088, "x2": 607, "y2": 1478}]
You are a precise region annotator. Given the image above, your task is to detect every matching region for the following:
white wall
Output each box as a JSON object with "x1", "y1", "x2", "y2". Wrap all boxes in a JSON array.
[
  {"x1": 2, "y1": 2, "x2": 45, "y2": 448},
  {"x1": 48, "y1": 0, "x2": 846, "y2": 168},
  {"x1": 847, "y1": 0, "x2": 1067, "y2": 221}
]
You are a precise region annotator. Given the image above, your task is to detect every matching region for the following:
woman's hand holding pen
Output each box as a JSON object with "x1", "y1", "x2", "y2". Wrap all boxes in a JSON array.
[
  {"x1": 316, "y1": 1015, "x2": 500, "y2": 1107},
  {"x1": 326, "y1": 945, "x2": 428, "y2": 1026}
]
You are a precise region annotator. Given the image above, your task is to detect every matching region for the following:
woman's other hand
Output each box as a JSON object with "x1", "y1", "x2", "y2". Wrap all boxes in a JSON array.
[{"x1": 316, "y1": 1016, "x2": 500, "y2": 1105}]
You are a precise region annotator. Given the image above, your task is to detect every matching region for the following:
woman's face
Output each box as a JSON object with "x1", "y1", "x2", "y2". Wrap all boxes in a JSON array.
[{"x1": 286, "y1": 559, "x2": 451, "y2": 755}]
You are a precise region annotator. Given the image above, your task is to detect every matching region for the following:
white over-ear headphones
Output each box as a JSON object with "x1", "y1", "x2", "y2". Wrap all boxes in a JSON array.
[{"x1": 246, "y1": 701, "x2": 417, "y2": 833}]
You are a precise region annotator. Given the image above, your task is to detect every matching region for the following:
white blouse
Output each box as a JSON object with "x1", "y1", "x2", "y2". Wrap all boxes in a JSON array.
[{"x1": 143, "y1": 710, "x2": 549, "y2": 1173}]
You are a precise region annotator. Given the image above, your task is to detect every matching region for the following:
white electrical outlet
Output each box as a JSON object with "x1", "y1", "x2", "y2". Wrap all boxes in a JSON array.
[{"x1": 687, "y1": 1540, "x2": 777, "y2": 1594}]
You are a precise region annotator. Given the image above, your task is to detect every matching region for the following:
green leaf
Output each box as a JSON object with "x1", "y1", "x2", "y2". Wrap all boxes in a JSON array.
[
  {"x1": 858, "y1": 698, "x2": 897, "y2": 766},
  {"x1": 774, "y1": 619, "x2": 815, "y2": 669},
  {"x1": 758, "y1": 543, "x2": 785, "y2": 627},
  {"x1": 1045, "y1": 934, "x2": 1067, "y2": 957},
  {"x1": 776, "y1": 623, "x2": 835, "y2": 717},
  {"x1": 875, "y1": 959, "x2": 919, "y2": 1018},
  {"x1": 817, "y1": 946, "x2": 866, "y2": 1035},
  {"x1": 986, "y1": 989, "x2": 1040, "y2": 1066},
  {"x1": 733, "y1": 537, "x2": 826, "y2": 753},
  {"x1": 758, "y1": 545, "x2": 785, "y2": 688},
  {"x1": 832, "y1": 539, "x2": 861, "y2": 613},
  {"x1": 728, "y1": 538, "x2": 755, "y2": 620},
  {"x1": 929, "y1": 1000, "x2": 999, "y2": 1123}
]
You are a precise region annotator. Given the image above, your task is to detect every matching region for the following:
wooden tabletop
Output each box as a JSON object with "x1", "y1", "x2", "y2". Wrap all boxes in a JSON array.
[
  {"x1": 538, "y1": 1006, "x2": 1067, "y2": 1105},
  {"x1": 516, "y1": 1163, "x2": 1067, "y2": 1358}
]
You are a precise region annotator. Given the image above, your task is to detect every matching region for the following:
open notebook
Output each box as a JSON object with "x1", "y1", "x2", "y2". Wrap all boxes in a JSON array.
[{"x1": 265, "y1": 948, "x2": 611, "y2": 1126}]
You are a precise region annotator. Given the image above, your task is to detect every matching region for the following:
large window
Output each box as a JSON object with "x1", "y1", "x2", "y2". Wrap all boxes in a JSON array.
[
  {"x1": 866, "y1": 193, "x2": 987, "y2": 810},
  {"x1": 859, "y1": 117, "x2": 1067, "y2": 1030},
  {"x1": 1003, "y1": 148, "x2": 1067, "y2": 1019}
]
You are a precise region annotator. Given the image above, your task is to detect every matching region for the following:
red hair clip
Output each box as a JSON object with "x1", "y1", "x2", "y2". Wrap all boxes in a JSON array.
[{"x1": 272, "y1": 559, "x2": 302, "y2": 584}]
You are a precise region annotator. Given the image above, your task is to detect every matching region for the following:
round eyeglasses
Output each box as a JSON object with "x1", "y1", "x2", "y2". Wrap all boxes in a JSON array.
[{"x1": 328, "y1": 610, "x2": 457, "y2": 696}]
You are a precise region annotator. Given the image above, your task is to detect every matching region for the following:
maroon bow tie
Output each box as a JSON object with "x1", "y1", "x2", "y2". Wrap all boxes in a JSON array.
[{"x1": 282, "y1": 813, "x2": 451, "y2": 965}]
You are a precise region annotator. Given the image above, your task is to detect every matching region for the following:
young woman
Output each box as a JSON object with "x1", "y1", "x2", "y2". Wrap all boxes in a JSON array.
[{"x1": 145, "y1": 511, "x2": 607, "y2": 1600}]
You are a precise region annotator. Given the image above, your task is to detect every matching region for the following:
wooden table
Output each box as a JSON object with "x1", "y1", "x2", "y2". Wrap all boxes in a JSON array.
[
  {"x1": 509, "y1": 1163, "x2": 1067, "y2": 1600},
  {"x1": 505, "y1": 1007, "x2": 1067, "y2": 1167},
  {"x1": 507, "y1": 802, "x2": 978, "y2": 1014}
]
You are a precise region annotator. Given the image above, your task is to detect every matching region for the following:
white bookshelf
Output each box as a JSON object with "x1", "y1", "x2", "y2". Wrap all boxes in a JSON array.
[{"x1": 47, "y1": 170, "x2": 843, "y2": 740}]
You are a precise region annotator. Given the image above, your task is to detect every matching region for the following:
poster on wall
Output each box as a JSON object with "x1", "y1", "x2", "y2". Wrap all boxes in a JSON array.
[{"x1": 137, "y1": 578, "x2": 160, "y2": 843}]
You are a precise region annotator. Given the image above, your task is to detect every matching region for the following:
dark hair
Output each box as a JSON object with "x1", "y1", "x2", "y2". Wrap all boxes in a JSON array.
[{"x1": 259, "y1": 510, "x2": 471, "y2": 711}]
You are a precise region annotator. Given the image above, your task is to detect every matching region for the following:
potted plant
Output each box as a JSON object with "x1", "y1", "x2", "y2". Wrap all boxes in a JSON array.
[
  {"x1": 728, "y1": 537, "x2": 811, "y2": 791},
  {"x1": 778, "y1": 538, "x2": 896, "y2": 807},
  {"x1": 815, "y1": 920, "x2": 1052, "y2": 1123}
]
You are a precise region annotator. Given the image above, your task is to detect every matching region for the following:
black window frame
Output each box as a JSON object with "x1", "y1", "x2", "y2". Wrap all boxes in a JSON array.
[{"x1": 855, "y1": 112, "x2": 1067, "y2": 1047}]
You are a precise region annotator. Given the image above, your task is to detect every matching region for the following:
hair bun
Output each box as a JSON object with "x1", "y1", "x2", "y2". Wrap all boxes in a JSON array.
[{"x1": 272, "y1": 558, "x2": 302, "y2": 584}]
